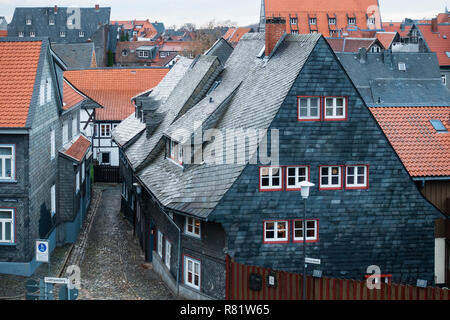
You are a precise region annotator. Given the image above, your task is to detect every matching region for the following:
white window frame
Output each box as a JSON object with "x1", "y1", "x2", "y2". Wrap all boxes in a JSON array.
[
  {"x1": 18, "y1": 32, "x2": 24, "y2": 37},
  {"x1": 100, "y1": 124, "x2": 111, "y2": 137},
  {"x1": 309, "y1": 18, "x2": 317, "y2": 25},
  {"x1": 320, "y1": 166, "x2": 342, "y2": 189},
  {"x1": 79, "y1": 31, "x2": 85, "y2": 38},
  {"x1": 293, "y1": 219, "x2": 318, "y2": 242},
  {"x1": 371, "y1": 46, "x2": 381, "y2": 53},
  {"x1": 40, "y1": 82, "x2": 45, "y2": 106},
  {"x1": 259, "y1": 167, "x2": 282, "y2": 191},
  {"x1": 26, "y1": 19, "x2": 32, "y2": 25},
  {"x1": 286, "y1": 166, "x2": 309, "y2": 190},
  {"x1": 51, "y1": 184, "x2": 56, "y2": 217},
  {"x1": 157, "y1": 230, "x2": 163, "y2": 258},
  {"x1": 0, "y1": 145, "x2": 15, "y2": 181},
  {"x1": 264, "y1": 220, "x2": 288, "y2": 243},
  {"x1": 60, "y1": 31, "x2": 66, "y2": 38},
  {"x1": 348, "y1": 18, "x2": 356, "y2": 25},
  {"x1": 100, "y1": 152, "x2": 111, "y2": 165},
  {"x1": 441, "y1": 74, "x2": 446, "y2": 85},
  {"x1": 298, "y1": 97, "x2": 320, "y2": 120},
  {"x1": 63, "y1": 120, "x2": 69, "y2": 145},
  {"x1": 46, "y1": 78, "x2": 52, "y2": 102},
  {"x1": 328, "y1": 18, "x2": 336, "y2": 25},
  {"x1": 184, "y1": 256, "x2": 201, "y2": 290},
  {"x1": 185, "y1": 216, "x2": 201, "y2": 239},
  {"x1": 160, "y1": 51, "x2": 167, "y2": 58},
  {"x1": 72, "y1": 116, "x2": 78, "y2": 138},
  {"x1": 346, "y1": 165, "x2": 368, "y2": 189},
  {"x1": 368, "y1": 17, "x2": 376, "y2": 25},
  {"x1": 165, "y1": 241, "x2": 171, "y2": 269},
  {"x1": 81, "y1": 160, "x2": 85, "y2": 182},
  {"x1": 0, "y1": 209, "x2": 14, "y2": 243},
  {"x1": 290, "y1": 18, "x2": 298, "y2": 25},
  {"x1": 138, "y1": 51, "x2": 149, "y2": 58},
  {"x1": 76, "y1": 169, "x2": 80, "y2": 193},
  {"x1": 49, "y1": 19, "x2": 55, "y2": 26},
  {"x1": 324, "y1": 97, "x2": 346, "y2": 120},
  {"x1": 30, "y1": 31, "x2": 35, "y2": 37},
  {"x1": 50, "y1": 129, "x2": 55, "y2": 160}
]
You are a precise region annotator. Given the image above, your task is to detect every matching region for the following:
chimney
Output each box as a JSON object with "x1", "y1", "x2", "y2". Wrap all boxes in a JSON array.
[
  {"x1": 95, "y1": 4, "x2": 100, "y2": 11},
  {"x1": 358, "y1": 47, "x2": 367, "y2": 63},
  {"x1": 431, "y1": 18, "x2": 438, "y2": 33},
  {"x1": 265, "y1": 16, "x2": 286, "y2": 57},
  {"x1": 54, "y1": 5, "x2": 58, "y2": 13}
]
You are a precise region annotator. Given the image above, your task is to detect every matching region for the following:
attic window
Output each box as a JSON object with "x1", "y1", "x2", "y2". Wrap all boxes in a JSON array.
[
  {"x1": 398, "y1": 62, "x2": 406, "y2": 71},
  {"x1": 79, "y1": 31, "x2": 85, "y2": 38},
  {"x1": 30, "y1": 32, "x2": 35, "y2": 37},
  {"x1": 430, "y1": 120, "x2": 448, "y2": 133},
  {"x1": 290, "y1": 18, "x2": 298, "y2": 25},
  {"x1": 18, "y1": 32, "x2": 24, "y2": 37},
  {"x1": 446, "y1": 52, "x2": 450, "y2": 58},
  {"x1": 26, "y1": 19, "x2": 32, "y2": 25},
  {"x1": 167, "y1": 139, "x2": 183, "y2": 166},
  {"x1": 257, "y1": 45, "x2": 265, "y2": 58},
  {"x1": 122, "y1": 49, "x2": 128, "y2": 56},
  {"x1": 348, "y1": 18, "x2": 356, "y2": 25},
  {"x1": 309, "y1": 18, "x2": 317, "y2": 25},
  {"x1": 60, "y1": 31, "x2": 66, "y2": 38},
  {"x1": 368, "y1": 18, "x2": 376, "y2": 25},
  {"x1": 328, "y1": 18, "x2": 336, "y2": 25},
  {"x1": 49, "y1": 19, "x2": 55, "y2": 25}
]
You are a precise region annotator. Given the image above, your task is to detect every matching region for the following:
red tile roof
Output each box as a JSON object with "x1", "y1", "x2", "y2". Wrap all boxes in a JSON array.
[
  {"x1": 112, "y1": 20, "x2": 158, "y2": 40},
  {"x1": 224, "y1": 27, "x2": 252, "y2": 44},
  {"x1": 417, "y1": 24, "x2": 450, "y2": 67},
  {"x1": 64, "y1": 68, "x2": 169, "y2": 121},
  {"x1": 326, "y1": 37, "x2": 376, "y2": 52},
  {"x1": 63, "y1": 79, "x2": 85, "y2": 111},
  {"x1": 0, "y1": 41, "x2": 42, "y2": 128},
  {"x1": 376, "y1": 32, "x2": 397, "y2": 48},
  {"x1": 62, "y1": 134, "x2": 91, "y2": 162},
  {"x1": 265, "y1": 0, "x2": 382, "y2": 36},
  {"x1": 370, "y1": 107, "x2": 450, "y2": 177}
]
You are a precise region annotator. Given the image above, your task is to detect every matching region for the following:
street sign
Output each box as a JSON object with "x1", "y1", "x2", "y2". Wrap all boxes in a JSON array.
[
  {"x1": 36, "y1": 240, "x2": 49, "y2": 263},
  {"x1": 305, "y1": 257, "x2": 321, "y2": 265},
  {"x1": 44, "y1": 277, "x2": 68, "y2": 285},
  {"x1": 25, "y1": 279, "x2": 40, "y2": 293}
]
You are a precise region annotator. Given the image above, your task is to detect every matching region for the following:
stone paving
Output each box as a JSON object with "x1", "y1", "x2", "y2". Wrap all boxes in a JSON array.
[{"x1": 0, "y1": 183, "x2": 177, "y2": 300}]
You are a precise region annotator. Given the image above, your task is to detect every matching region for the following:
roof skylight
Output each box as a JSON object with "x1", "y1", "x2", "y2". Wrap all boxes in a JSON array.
[{"x1": 430, "y1": 120, "x2": 448, "y2": 133}]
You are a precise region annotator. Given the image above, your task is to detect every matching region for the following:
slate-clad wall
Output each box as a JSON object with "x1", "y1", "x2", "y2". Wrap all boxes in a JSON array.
[
  {"x1": 119, "y1": 149, "x2": 134, "y2": 222},
  {"x1": 210, "y1": 37, "x2": 443, "y2": 285},
  {"x1": 0, "y1": 134, "x2": 29, "y2": 262}
]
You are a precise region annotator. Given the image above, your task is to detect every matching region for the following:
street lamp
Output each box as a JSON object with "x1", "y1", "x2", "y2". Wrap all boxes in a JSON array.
[{"x1": 299, "y1": 181, "x2": 315, "y2": 300}]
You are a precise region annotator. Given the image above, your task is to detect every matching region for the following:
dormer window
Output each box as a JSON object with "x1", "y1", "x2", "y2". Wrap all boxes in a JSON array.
[
  {"x1": 309, "y1": 18, "x2": 317, "y2": 25},
  {"x1": 49, "y1": 19, "x2": 55, "y2": 25},
  {"x1": 290, "y1": 18, "x2": 298, "y2": 25},
  {"x1": 18, "y1": 32, "x2": 24, "y2": 37},
  {"x1": 60, "y1": 31, "x2": 66, "y2": 38},
  {"x1": 29, "y1": 31, "x2": 35, "y2": 37},
  {"x1": 138, "y1": 51, "x2": 149, "y2": 58},
  {"x1": 371, "y1": 46, "x2": 381, "y2": 53},
  {"x1": 26, "y1": 19, "x2": 32, "y2": 25},
  {"x1": 167, "y1": 139, "x2": 183, "y2": 165},
  {"x1": 328, "y1": 18, "x2": 336, "y2": 25},
  {"x1": 79, "y1": 31, "x2": 85, "y2": 38},
  {"x1": 348, "y1": 18, "x2": 356, "y2": 25},
  {"x1": 122, "y1": 49, "x2": 128, "y2": 56},
  {"x1": 368, "y1": 18, "x2": 376, "y2": 25}
]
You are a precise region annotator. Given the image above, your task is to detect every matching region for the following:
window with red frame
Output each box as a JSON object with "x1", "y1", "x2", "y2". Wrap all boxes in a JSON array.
[
  {"x1": 298, "y1": 97, "x2": 321, "y2": 121},
  {"x1": 264, "y1": 221, "x2": 288, "y2": 243},
  {"x1": 346, "y1": 165, "x2": 368, "y2": 189},
  {"x1": 324, "y1": 97, "x2": 346, "y2": 120},
  {"x1": 320, "y1": 166, "x2": 342, "y2": 189},
  {"x1": 286, "y1": 166, "x2": 309, "y2": 190},
  {"x1": 293, "y1": 219, "x2": 318, "y2": 242},
  {"x1": 260, "y1": 167, "x2": 282, "y2": 191}
]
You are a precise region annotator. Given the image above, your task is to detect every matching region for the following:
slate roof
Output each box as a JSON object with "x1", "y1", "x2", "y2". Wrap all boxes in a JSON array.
[
  {"x1": 8, "y1": 6, "x2": 111, "y2": 43},
  {"x1": 370, "y1": 107, "x2": 450, "y2": 177},
  {"x1": 119, "y1": 33, "x2": 321, "y2": 218},
  {"x1": 417, "y1": 24, "x2": 450, "y2": 66},
  {"x1": 113, "y1": 57, "x2": 192, "y2": 147},
  {"x1": 61, "y1": 134, "x2": 91, "y2": 162},
  {"x1": 336, "y1": 51, "x2": 450, "y2": 106},
  {"x1": 264, "y1": 0, "x2": 382, "y2": 35},
  {"x1": 64, "y1": 67, "x2": 170, "y2": 121},
  {"x1": 51, "y1": 43, "x2": 97, "y2": 69},
  {"x1": 0, "y1": 39, "x2": 43, "y2": 128}
]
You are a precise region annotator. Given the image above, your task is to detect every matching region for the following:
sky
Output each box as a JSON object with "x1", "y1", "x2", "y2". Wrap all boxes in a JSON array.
[{"x1": 0, "y1": 0, "x2": 447, "y2": 27}]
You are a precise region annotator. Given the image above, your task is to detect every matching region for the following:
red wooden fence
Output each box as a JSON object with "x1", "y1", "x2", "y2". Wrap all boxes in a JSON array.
[{"x1": 226, "y1": 257, "x2": 450, "y2": 300}]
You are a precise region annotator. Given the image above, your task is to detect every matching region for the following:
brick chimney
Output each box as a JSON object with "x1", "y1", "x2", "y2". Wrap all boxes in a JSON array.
[
  {"x1": 265, "y1": 17, "x2": 286, "y2": 57},
  {"x1": 95, "y1": 4, "x2": 100, "y2": 11},
  {"x1": 54, "y1": 5, "x2": 58, "y2": 13},
  {"x1": 431, "y1": 18, "x2": 438, "y2": 33}
]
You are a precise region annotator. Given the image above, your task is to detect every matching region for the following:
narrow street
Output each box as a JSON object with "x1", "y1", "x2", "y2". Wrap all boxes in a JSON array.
[{"x1": 74, "y1": 183, "x2": 175, "y2": 300}]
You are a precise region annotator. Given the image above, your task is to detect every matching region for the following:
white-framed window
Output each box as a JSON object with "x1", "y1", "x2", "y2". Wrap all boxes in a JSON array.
[
  {"x1": 346, "y1": 165, "x2": 368, "y2": 189},
  {"x1": 160, "y1": 51, "x2": 167, "y2": 58},
  {"x1": 184, "y1": 256, "x2": 201, "y2": 290},
  {"x1": 0, "y1": 209, "x2": 14, "y2": 243},
  {"x1": 121, "y1": 182, "x2": 128, "y2": 200},
  {"x1": 100, "y1": 152, "x2": 110, "y2": 165},
  {"x1": 81, "y1": 160, "x2": 85, "y2": 182},
  {"x1": 50, "y1": 129, "x2": 55, "y2": 160},
  {"x1": 49, "y1": 19, "x2": 55, "y2": 26},
  {"x1": 309, "y1": 18, "x2": 317, "y2": 25},
  {"x1": 324, "y1": 97, "x2": 346, "y2": 120},
  {"x1": 368, "y1": 17, "x2": 376, "y2": 25},
  {"x1": 157, "y1": 230, "x2": 163, "y2": 258},
  {"x1": 40, "y1": 82, "x2": 45, "y2": 106},
  {"x1": 60, "y1": 31, "x2": 66, "y2": 38},
  {"x1": 165, "y1": 241, "x2": 171, "y2": 269},
  {"x1": 328, "y1": 18, "x2": 336, "y2": 25},
  {"x1": 26, "y1": 19, "x2": 32, "y2": 25},
  {"x1": 290, "y1": 18, "x2": 298, "y2": 25},
  {"x1": 72, "y1": 116, "x2": 78, "y2": 138},
  {"x1": 79, "y1": 31, "x2": 85, "y2": 38},
  {"x1": 293, "y1": 219, "x2": 318, "y2": 242},
  {"x1": 167, "y1": 139, "x2": 183, "y2": 165},
  {"x1": 46, "y1": 78, "x2": 52, "y2": 102},
  {"x1": 76, "y1": 169, "x2": 80, "y2": 193},
  {"x1": 263, "y1": 220, "x2": 288, "y2": 243},
  {"x1": 0, "y1": 145, "x2": 15, "y2": 181},
  {"x1": 185, "y1": 216, "x2": 201, "y2": 238},
  {"x1": 51, "y1": 184, "x2": 56, "y2": 217},
  {"x1": 348, "y1": 18, "x2": 356, "y2": 25},
  {"x1": 298, "y1": 97, "x2": 320, "y2": 120},
  {"x1": 18, "y1": 32, "x2": 24, "y2": 37},
  {"x1": 30, "y1": 31, "x2": 35, "y2": 37},
  {"x1": 259, "y1": 167, "x2": 282, "y2": 191},
  {"x1": 371, "y1": 46, "x2": 381, "y2": 53},
  {"x1": 100, "y1": 124, "x2": 111, "y2": 137},
  {"x1": 138, "y1": 51, "x2": 149, "y2": 58},
  {"x1": 320, "y1": 166, "x2": 342, "y2": 189},
  {"x1": 398, "y1": 62, "x2": 406, "y2": 71},
  {"x1": 442, "y1": 75, "x2": 447, "y2": 85},
  {"x1": 62, "y1": 120, "x2": 69, "y2": 145},
  {"x1": 286, "y1": 166, "x2": 309, "y2": 190},
  {"x1": 291, "y1": 30, "x2": 299, "y2": 34}
]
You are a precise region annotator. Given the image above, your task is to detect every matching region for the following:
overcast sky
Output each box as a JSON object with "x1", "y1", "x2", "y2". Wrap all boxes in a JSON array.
[{"x1": 0, "y1": 0, "x2": 447, "y2": 27}]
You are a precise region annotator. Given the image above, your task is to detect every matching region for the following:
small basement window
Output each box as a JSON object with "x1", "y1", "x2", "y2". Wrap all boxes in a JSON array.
[{"x1": 430, "y1": 120, "x2": 448, "y2": 133}]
